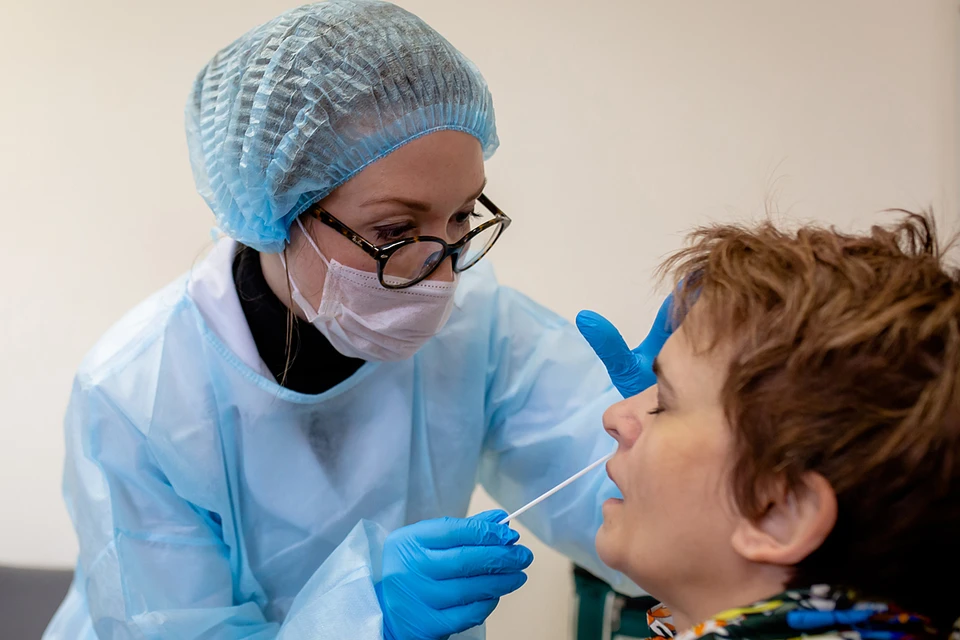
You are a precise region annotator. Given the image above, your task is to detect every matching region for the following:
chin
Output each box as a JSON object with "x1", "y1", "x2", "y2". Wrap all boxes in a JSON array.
[{"x1": 595, "y1": 523, "x2": 624, "y2": 573}]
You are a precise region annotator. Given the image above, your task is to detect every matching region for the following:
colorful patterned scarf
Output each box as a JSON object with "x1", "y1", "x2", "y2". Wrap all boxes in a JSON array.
[{"x1": 643, "y1": 585, "x2": 955, "y2": 640}]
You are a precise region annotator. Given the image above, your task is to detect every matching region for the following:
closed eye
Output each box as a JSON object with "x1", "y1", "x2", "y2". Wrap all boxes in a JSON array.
[{"x1": 648, "y1": 389, "x2": 666, "y2": 415}]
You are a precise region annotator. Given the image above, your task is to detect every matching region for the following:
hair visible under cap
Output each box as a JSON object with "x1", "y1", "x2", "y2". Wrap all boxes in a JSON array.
[{"x1": 659, "y1": 212, "x2": 960, "y2": 630}]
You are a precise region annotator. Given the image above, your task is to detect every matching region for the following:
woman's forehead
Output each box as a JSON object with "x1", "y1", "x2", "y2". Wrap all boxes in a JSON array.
[
  {"x1": 324, "y1": 132, "x2": 486, "y2": 213},
  {"x1": 660, "y1": 322, "x2": 731, "y2": 401}
]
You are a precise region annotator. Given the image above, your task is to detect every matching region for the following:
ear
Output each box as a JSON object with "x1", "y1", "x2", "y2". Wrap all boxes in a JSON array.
[{"x1": 730, "y1": 472, "x2": 837, "y2": 566}]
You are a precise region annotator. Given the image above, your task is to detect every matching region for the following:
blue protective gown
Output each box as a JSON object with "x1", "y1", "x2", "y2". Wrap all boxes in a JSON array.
[{"x1": 44, "y1": 239, "x2": 634, "y2": 639}]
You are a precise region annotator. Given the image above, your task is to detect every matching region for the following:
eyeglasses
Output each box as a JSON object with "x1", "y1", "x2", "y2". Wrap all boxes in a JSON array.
[{"x1": 307, "y1": 193, "x2": 511, "y2": 289}]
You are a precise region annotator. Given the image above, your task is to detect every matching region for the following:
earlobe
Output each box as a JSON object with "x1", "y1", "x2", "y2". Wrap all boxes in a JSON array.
[{"x1": 731, "y1": 472, "x2": 837, "y2": 567}]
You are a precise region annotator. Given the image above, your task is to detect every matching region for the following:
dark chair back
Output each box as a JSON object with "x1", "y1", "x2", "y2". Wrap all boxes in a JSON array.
[{"x1": 0, "y1": 566, "x2": 74, "y2": 639}]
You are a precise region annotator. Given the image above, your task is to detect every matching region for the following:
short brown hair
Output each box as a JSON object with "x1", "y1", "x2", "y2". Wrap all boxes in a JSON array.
[{"x1": 661, "y1": 213, "x2": 960, "y2": 628}]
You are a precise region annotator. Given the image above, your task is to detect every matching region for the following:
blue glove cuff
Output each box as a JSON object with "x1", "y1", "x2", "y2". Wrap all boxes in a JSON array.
[{"x1": 374, "y1": 582, "x2": 399, "y2": 640}]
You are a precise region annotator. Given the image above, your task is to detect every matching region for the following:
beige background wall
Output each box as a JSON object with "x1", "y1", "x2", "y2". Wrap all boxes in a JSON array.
[{"x1": 1, "y1": 1, "x2": 957, "y2": 638}]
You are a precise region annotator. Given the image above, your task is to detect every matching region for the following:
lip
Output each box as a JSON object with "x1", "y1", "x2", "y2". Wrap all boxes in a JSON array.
[{"x1": 602, "y1": 497, "x2": 623, "y2": 515}]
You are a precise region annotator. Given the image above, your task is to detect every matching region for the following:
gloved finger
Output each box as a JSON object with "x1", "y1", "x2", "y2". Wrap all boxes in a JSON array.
[
  {"x1": 469, "y1": 509, "x2": 521, "y2": 545},
  {"x1": 410, "y1": 514, "x2": 518, "y2": 550},
  {"x1": 473, "y1": 509, "x2": 509, "y2": 524},
  {"x1": 426, "y1": 572, "x2": 528, "y2": 609},
  {"x1": 420, "y1": 543, "x2": 534, "y2": 579},
  {"x1": 575, "y1": 310, "x2": 643, "y2": 381},
  {"x1": 576, "y1": 310, "x2": 645, "y2": 397},
  {"x1": 434, "y1": 598, "x2": 501, "y2": 633},
  {"x1": 637, "y1": 293, "x2": 675, "y2": 358}
]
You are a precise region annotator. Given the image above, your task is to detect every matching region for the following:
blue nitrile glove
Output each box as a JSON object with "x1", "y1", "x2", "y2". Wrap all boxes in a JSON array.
[
  {"x1": 376, "y1": 510, "x2": 534, "y2": 640},
  {"x1": 576, "y1": 294, "x2": 674, "y2": 398}
]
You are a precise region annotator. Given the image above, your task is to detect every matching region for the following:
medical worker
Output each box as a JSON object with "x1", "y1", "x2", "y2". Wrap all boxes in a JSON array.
[{"x1": 44, "y1": 1, "x2": 669, "y2": 639}]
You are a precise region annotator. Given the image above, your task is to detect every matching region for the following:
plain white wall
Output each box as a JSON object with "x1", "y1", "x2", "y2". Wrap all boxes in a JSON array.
[{"x1": 1, "y1": 0, "x2": 956, "y2": 638}]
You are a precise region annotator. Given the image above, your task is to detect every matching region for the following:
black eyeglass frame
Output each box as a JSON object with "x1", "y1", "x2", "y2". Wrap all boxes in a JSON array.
[{"x1": 307, "y1": 193, "x2": 511, "y2": 289}]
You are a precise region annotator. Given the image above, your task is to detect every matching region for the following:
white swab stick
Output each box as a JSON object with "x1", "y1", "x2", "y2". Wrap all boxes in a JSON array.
[{"x1": 499, "y1": 452, "x2": 615, "y2": 525}]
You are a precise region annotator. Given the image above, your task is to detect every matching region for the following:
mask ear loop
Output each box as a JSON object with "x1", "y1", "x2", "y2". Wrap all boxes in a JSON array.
[
  {"x1": 278, "y1": 221, "x2": 324, "y2": 323},
  {"x1": 296, "y1": 218, "x2": 331, "y2": 267}
]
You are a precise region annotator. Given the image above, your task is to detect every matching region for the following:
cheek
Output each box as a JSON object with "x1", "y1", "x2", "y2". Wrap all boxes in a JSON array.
[
  {"x1": 625, "y1": 426, "x2": 684, "y2": 494},
  {"x1": 629, "y1": 418, "x2": 733, "y2": 516}
]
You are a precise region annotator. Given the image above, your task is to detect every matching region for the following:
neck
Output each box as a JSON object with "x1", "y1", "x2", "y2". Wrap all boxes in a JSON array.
[
  {"x1": 659, "y1": 566, "x2": 789, "y2": 634},
  {"x1": 260, "y1": 250, "x2": 308, "y2": 321}
]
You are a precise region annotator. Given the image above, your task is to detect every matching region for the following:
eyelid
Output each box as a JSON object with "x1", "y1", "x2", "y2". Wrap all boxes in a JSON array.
[
  {"x1": 452, "y1": 210, "x2": 480, "y2": 222},
  {"x1": 373, "y1": 221, "x2": 417, "y2": 241},
  {"x1": 647, "y1": 392, "x2": 665, "y2": 415},
  {"x1": 655, "y1": 380, "x2": 672, "y2": 400},
  {"x1": 375, "y1": 221, "x2": 415, "y2": 231},
  {"x1": 653, "y1": 387, "x2": 669, "y2": 410},
  {"x1": 372, "y1": 212, "x2": 418, "y2": 227}
]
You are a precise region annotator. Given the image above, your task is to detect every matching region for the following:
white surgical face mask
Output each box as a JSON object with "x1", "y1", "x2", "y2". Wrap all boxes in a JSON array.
[{"x1": 279, "y1": 219, "x2": 458, "y2": 361}]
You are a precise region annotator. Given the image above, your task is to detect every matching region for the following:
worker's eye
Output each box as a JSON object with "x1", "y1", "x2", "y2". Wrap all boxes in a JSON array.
[
  {"x1": 374, "y1": 223, "x2": 417, "y2": 242},
  {"x1": 452, "y1": 210, "x2": 481, "y2": 226}
]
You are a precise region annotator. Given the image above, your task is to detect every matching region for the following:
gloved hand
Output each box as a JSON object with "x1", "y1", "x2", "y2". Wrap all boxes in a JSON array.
[
  {"x1": 377, "y1": 510, "x2": 534, "y2": 640},
  {"x1": 576, "y1": 294, "x2": 674, "y2": 398}
]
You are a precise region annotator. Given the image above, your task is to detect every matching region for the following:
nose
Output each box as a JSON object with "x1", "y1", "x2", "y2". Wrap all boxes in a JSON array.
[
  {"x1": 426, "y1": 254, "x2": 456, "y2": 282},
  {"x1": 602, "y1": 386, "x2": 658, "y2": 447}
]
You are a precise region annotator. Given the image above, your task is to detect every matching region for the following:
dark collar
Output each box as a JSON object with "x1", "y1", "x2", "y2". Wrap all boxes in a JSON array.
[{"x1": 232, "y1": 244, "x2": 364, "y2": 394}]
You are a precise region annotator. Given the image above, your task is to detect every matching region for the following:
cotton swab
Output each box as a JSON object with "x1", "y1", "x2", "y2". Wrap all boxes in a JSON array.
[{"x1": 499, "y1": 452, "x2": 615, "y2": 525}]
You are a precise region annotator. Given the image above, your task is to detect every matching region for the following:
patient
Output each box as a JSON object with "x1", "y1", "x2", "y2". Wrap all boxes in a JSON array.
[{"x1": 598, "y1": 213, "x2": 960, "y2": 640}]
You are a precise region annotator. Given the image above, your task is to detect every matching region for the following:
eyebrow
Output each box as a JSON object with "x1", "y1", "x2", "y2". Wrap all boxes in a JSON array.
[
  {"x1": 652, "y1": 356, "x2": 675, "y2": 395},
  {"x1": 360, "y1": 179, "x2": 488, "y2": 212}
]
